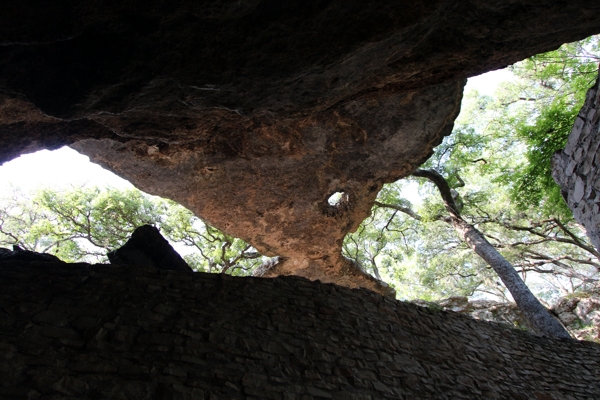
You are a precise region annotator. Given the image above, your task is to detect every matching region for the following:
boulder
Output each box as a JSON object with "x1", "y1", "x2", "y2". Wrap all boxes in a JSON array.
[
  {"x1": 575, "y1": 297, "x2": 600, "y2": 322},
  {"x1": 554, "y1": 297, "x2": 580, "y2": 314},
  {"x1": 438, "y1": 296, "x2": 470, "y2": 312},
  {"x1": 0, "y1": 245, "x2": 63, "y2": 264},
  {"x1": 108, "y1": 225, "x2": 193, "y2": 273},
  {"x1": 558, "y1": 312, "x2": 580, "y2": 326}
]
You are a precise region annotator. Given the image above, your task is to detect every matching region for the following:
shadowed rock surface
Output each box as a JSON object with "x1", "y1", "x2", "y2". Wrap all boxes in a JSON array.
[
  {"x1": 0, "y1": 246, "x2": 63, "y2": 264},
  {"x1": 1, "y1": 261, "x2": 600, "y2": 399},
  {"x1": 108, "y1": 225, "x2": 193, "y2": 273},
  {"x1": 2, "y1": 1, "x2": 600, "y2": 293}
]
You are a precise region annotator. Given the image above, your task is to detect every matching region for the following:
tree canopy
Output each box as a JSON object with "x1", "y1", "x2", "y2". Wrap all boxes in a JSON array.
[
  {"x1": 343, "y1": 35, "x2": 600, "y2": 303},
  {"x1": 0, "y1": 186, "x2": 265, "y2": 275}
]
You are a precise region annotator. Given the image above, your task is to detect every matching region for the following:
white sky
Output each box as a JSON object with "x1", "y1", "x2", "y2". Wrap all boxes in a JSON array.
[
  {"x1": 0, "y1": 69, "x2": 514, "y2": 197},
  {"x1": 465, "y1": 68, "x2": 514, "y2": 96},
  {"x1": 0, "y1": 147, "x2": 134, "y2": 197}
]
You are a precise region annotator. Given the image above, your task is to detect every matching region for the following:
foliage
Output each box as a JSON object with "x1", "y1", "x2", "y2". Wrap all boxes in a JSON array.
[
  {"x1": 342, "y1": 197, "x2": 415, "y2": 283},
  {"x1": 343, "y1": 35, "x2": 600, "y2": 302},
  {"x1": 2, "y1": 36, "x2": 599, "y2": 308},
  {"x1": 160, "y1": 205, "x2": 262, "y2": 275},
  {"x1": 509, "y1": 102, "x2": 578, "y2": 215},
  {"x1": 489, "y1": 36, "x2": 599, "y2": 216},
  {"x1": 0, "y1": 186, "x2": 264, "y2": 274}
]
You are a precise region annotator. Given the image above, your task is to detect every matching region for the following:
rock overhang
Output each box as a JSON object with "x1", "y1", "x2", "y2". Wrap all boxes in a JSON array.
[{"x1": 2, "y1": 1, "x2": 600, "y2": 294}]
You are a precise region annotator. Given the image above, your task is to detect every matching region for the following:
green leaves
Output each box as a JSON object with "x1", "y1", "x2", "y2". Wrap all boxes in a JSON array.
[
  {"x1": 31, "y1": 187, "x2": 168, "y2": 259},
  {"x1": 343, "y1": 35, "x2": 600, "y2": 302},
  {"x1": 0, "y1": 186, "x2": 264, "y2": 275},
  {"x1": 161, "y1": 208, "x2": 262, "y2": 275},
  {"x1": 507, "y1": 101, "x2": 578, "y2": 216},
  {"x1": 486, "y1": 36, "x2": 600, "y2": 217}
]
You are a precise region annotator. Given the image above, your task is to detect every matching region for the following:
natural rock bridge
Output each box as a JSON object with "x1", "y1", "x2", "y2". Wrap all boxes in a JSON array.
[{"x1": 2, "y1": 1, "x2": 600, "y2": 294}]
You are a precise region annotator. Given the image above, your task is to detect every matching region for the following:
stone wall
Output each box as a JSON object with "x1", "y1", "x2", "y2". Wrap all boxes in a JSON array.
[
  {"x1": 553, "y1": 73, "x2": 600, "y2": 252},
  {"x1": 1, "y1": 261, "x2": 600, "y2": 399}
]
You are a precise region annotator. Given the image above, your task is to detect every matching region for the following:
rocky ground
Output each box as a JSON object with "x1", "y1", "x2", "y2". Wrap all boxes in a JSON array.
[{"x1": 414, "y1": 292, "x2": 600, "y2": 342}]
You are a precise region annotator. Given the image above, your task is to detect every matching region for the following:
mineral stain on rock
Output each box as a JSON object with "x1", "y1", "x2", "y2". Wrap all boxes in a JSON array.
[{"x1": 2, "y1": 1, "x2": 600, "y2": 294}]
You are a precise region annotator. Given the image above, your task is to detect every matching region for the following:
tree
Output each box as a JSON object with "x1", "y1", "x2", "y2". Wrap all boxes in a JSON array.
[
  {"x1": 160, "y1": 203, "x2": 263, "y2": 275},
  {"x1": 484, "y1": 36, "x2": 599, "y2": 217},
  {"x1": 343, "y1": 36, "x2": 600, "y2": 332},
  {"x1": 0, "y1": 186, "x2": 265, "y2": 275},
  {"x1": 345, "y1": 129, "x2": 599, "y2": 305},
  {"x1": 416, "y1": 169, "x2": 570, "y2": 338},
  {"x1": 347, "y1": 163, "x2": 570, "y2": 337}
]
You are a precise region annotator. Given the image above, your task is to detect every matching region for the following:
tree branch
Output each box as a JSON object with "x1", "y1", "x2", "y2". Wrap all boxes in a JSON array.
[
  {"x1": 374, "y1": 201, "x2": 422, "y2": 221},
  {"x1": 411, "y1": 168, "x2": 571, "y2": 338},
  {"x1": 412, "y1": 169, "x2": 462, "y2": 217}
]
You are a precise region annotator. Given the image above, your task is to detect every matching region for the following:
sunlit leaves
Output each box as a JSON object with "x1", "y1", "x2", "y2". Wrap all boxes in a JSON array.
[
  {"x1": 161, "y1": 208, "x2": 263, "y2": 275},
  {"x1": 506, "y1": 101, "x2": 578, "y2": 216},
  {"x1": 0, "y1": 186, "x2": 263, "y2": 275},
  {"x1": 487, "y1": 36, "x2": 600, "y2": 215},
  {"x1": 343, "y1": 35, "x2": 600, "y2": 302}
]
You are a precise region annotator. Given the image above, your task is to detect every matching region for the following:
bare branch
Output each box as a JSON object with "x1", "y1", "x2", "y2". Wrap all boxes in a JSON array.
[
  {"x1": 412, "y1": 169, "x2": 462, "y2": 217},
  {"x1": 374, "y1": 201, "x2": 422, "y2": 221},
  {"x1": 469, "y1": 158, "x2": 488, "y2": 164},
  {"x1": 552, "y1": 218, "x2": 600, "y2": 259}
]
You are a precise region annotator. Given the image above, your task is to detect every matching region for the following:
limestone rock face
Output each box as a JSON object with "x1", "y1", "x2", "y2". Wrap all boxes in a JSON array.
[
  {"x1": 2, "y1": 1, "x2": 600, "y2": 293},
  {"x1": 71, "y1": 80, "x2": 462, "y2": 296},
  {"x1": 553, "y1": 73, "x2": 600, "y2": 252}
]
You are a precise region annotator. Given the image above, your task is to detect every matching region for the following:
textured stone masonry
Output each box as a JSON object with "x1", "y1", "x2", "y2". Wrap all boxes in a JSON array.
[
  {"x1": 1, "y1": 261, "x2": 600, "y2": 399},
  {"x1": 553, "y1": 74, "x2": 600, "y2": 252}
]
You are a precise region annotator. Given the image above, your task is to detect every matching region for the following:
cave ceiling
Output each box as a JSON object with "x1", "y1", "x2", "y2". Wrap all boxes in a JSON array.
[{"x1": 2, "y1": 1, "x2": 600, "y2": 295}]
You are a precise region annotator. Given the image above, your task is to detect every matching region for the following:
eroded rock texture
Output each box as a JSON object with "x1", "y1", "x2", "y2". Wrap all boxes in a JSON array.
[
  {"x1": 553, "y1": 72, "x2": 600, "y2": 252},
  {"x1": 2, "y1": 1, "x2": 600, "y2": 293},
  {"x1": 71, "y1": 81, "x2": 463, "y2": 297}
]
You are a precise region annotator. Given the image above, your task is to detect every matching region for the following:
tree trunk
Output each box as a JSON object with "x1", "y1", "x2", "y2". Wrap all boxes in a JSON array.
[
  {"x1": 413, "y1": 169, "x2": 571, "y2": 339},
  {"x1": 552, "y1": 69, "x2": 600, "y2": 253},
  {"x1": 449, "y1": 217, "x2": 571, "y2": 339}
]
